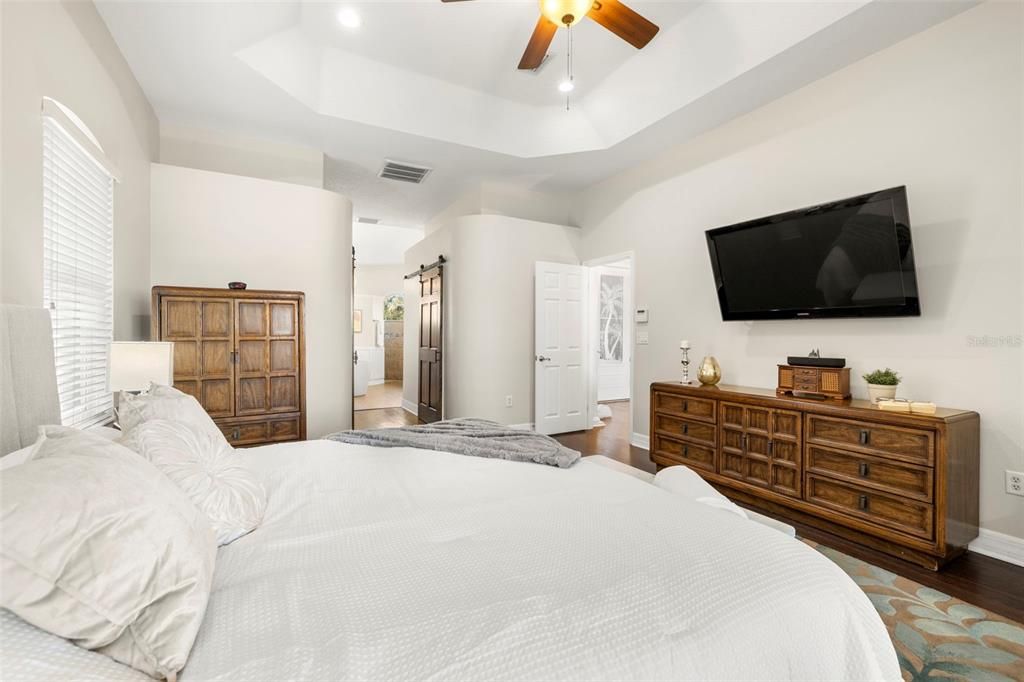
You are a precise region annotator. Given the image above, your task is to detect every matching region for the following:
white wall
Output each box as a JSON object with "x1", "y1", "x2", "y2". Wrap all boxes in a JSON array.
[
  {"x1": 159, "y1": 122, "x2": 325, "y2": 189},
  {"x1": 353, "y1": 224, "x2": 424, "y2": 265},
  {"x1": 403, "y1": 215, "x2": 580, "y2": 424},
  {"x1": 575, "y1": 2, "x2": 1023, "y2": 541},
  {"x1": 425, "y1": 183, "x2": 576, "y2": 234},
  {"x1": 355, "y1": 264, "x2": 405, "y2": 297},
  {"x1": 1, "y1": 0, "x2": 158, "y2": 340},
  {"x1": 150, "y1": 164, "x2": 354, "y2": 437}
]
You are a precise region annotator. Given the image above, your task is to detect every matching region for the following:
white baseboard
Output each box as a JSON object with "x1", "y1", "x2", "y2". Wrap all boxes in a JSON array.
[
  {"x1": 969, "y1": 528, "x2": 1024, "y2": 567},
  {"x1": 509, "y1": 423, "x2": 534, "y2": 431},
  {"x1": 630, "y1": 432, "x2": 650, "y2": 450},
  {"x1": 401, "y1": 399, "x2": 417, "y2": 416},
  {"x1": 368, "y1": 379, "x2": 385, "y2": 387}
]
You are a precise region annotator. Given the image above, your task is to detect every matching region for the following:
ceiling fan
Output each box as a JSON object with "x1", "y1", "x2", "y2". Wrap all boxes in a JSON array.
[{"x1": 441, "y1": 0, "x2": 660, "y2": 70}]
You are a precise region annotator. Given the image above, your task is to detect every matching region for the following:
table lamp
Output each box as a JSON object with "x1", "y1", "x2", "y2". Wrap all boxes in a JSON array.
[{"x1": 107, "y1": 342, "x2": 174, "y2": 394}]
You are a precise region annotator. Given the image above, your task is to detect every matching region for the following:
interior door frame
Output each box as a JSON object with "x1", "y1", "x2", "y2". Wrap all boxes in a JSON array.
[
  {"x1": 351, "y1": 246, "x2": 356, "y2": 429},
  {"x1": 584, "y1": 251, "x2": 635, "y2": 443}
]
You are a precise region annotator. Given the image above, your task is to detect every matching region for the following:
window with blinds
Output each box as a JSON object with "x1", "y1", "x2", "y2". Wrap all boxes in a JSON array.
[{"x1": 42, "y1": 115, "x2": 115, "y2": 428}]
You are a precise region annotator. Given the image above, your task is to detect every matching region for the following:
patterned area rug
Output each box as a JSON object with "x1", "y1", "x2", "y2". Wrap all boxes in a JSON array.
[{"x1": 808, "y1": 542, "x2": 1024, "y2": 681}]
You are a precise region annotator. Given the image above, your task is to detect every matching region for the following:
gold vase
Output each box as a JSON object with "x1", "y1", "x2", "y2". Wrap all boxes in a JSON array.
[{"x1": 698, "y1": 356, "x2": 722, "y2": 386}]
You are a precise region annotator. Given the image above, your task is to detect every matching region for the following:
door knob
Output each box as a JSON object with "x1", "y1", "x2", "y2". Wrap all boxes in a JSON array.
[{"x1": 537, "y1": 356, "x2": 551, "y2": 362}]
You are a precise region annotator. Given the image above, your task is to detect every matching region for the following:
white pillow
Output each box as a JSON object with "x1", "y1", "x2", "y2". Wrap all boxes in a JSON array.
[
  {"x1": 119, "y1": 383, "x2": 229, "y2": 448},
  {"x1": 86, "y1": 425, "x2": 123, "y2": 441},
  {"x1": 0, "y1": 426, "x2": 216, "y2": 679},
  {"x1": 654, "y1": 465, "x2": 749, "y2": 519},
  {"x1": 0, "y1": 443, "x2": 39, "y2": 470},
  {"x1": 121, "y1": 420, "x2": 266, "y2": 545}
]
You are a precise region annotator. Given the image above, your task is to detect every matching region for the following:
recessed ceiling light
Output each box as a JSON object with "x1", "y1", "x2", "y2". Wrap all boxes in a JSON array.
[
  {"x1": 558, "y1": 80, "x2": 575, "y2": 93},
  {"x1": 337, "y1": 8, "x2": 361, "y2": 29}
]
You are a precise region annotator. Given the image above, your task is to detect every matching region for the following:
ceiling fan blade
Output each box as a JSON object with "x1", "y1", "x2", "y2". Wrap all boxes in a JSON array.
[
  {"x1": 587, "y1": 0, "x2": 659, "y2": 49},
  {"x1": 518, "y1": 16, "x2": 559, "y2": 70}
]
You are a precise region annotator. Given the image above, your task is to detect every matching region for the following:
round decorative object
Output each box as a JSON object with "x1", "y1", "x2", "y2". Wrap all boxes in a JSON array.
[
  {"x1": 698, "y1": 355, "x2": 722, "y2": 386},
  {"x1": 227, "y1": 281, "x2": 247, "y2": 290}
]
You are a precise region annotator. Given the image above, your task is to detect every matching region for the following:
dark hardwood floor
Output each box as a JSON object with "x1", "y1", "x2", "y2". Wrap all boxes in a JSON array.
[
  {"x1": 555, "y1": 401, "x2": 655, "y2": 474},
  {"x1": 554, "y1": 400, "x2": 1024, "y2": 624}
]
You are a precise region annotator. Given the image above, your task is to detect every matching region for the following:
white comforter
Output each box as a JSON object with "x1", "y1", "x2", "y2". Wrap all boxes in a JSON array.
[{"x1": 2, "y1": 440, "x2": 899, "y2": 681}]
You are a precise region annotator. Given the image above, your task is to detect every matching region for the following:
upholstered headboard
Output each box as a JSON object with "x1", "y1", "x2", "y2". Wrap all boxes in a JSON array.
[{"x1": 0, "y1": 305, "x2": 61, "y2": 456}]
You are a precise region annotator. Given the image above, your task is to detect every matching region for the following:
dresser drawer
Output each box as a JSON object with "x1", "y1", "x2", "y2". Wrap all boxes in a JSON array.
[
  {"x1": 219, "y1": 415, "x2": 301, "y2": 447},
  {"x1": 806, "y1": 474, "x2": 933, "y2": 540},
  {"x1": 807, "y1": 445, "x2": 933, "y2": 502},
  {"x1": 652, "y1": 391, "x2": 716, "y2": 423},
  {"x1": 793, "y1": 368, "x2": 819, "y2": 392},
  {"x1": 653, "y1": 413, "x2": 716, "y2": 446},
  {"x1": 652, "y1": 434, "x2": 715, "y2": 472},
  {"x1": 806, "y1": 414, "x2": 934, "y2": 465}
]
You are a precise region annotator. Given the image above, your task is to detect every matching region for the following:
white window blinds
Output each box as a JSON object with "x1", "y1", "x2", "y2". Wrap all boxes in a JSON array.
[{"x1": 42, "y1": 115, "x2": 115, "y2": 428}]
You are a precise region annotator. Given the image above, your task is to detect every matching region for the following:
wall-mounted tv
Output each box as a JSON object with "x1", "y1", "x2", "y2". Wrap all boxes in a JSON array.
[{"x1": 705, "y1": 186, "x2": 920, "y2": 320}]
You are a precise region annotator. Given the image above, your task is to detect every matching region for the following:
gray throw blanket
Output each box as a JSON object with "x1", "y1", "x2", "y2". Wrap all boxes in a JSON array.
[{"x1": 325, "y1": 418, "x2": 580, "y2": 468}]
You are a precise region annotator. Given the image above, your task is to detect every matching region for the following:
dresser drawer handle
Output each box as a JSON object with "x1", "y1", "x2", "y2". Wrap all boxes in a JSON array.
[
  {"x1": 683, "y1": 445, "x2": 689, "y2": 457},
  {"x1": 231, "y1": 428, "x2": 240, "y2": 441},
  {"x1": 767, "y1": 440, "x2": 774, "y2": 456},
  {"x1": 683, "y1": 424, "x2": 689, "y2": 435},
  {"x1": 858, "y1": 495, "x2": 869, "y2": 511},
  {"x1": 859, "y1": 429, "x2": 870, "y2": 445},
  {"x1": 858, "y1": 462, "x2": 870, "y2": 477},
  {"x1": 683, "y1": 400, "x2": 688, "y2": 412}
]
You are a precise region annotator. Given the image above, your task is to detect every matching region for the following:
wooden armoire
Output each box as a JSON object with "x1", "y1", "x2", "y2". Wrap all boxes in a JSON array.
[{"x1": 151, "y1": 286, "x2": 306, "y2": 447}]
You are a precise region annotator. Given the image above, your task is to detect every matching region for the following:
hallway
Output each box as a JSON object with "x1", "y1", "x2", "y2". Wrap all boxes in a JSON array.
[
  {"x1": 553, "y1": 400, "x2": 654, "y2": 474},
  {"x1": 354, "y1": 407, "x2": 419, "y2": 430},
  {"x1": 354, "y1": 380, "x2": 403, "y2": 411}
]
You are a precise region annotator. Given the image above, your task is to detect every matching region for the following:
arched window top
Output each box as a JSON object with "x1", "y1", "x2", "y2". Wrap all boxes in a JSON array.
[
  {"x1": 41, "y1": 97, "x2": 119, "y2": 180},
  {"x1": 42, "y1": 97, "x2": 103, "y2": 150}
]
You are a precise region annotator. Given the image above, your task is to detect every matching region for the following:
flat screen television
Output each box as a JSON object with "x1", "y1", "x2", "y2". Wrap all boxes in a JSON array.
[{"x1": 705, "y1": 186, "x2": 920, "y2": 320}]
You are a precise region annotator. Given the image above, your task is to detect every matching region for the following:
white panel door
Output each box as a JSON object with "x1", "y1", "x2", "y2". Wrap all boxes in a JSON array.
[{"x1": 534, "y1": 262, "x2": 588, "y2": 435}]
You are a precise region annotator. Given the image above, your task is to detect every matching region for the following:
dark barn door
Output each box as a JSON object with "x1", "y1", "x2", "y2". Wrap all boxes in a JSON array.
[{"x1": 417, "y1": 264, "x2": 443, "y2": 423}]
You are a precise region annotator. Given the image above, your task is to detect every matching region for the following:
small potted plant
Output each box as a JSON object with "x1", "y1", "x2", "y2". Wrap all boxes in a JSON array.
[{"x1": 863, "y1": 368, "x2": 901, "y2": 403}]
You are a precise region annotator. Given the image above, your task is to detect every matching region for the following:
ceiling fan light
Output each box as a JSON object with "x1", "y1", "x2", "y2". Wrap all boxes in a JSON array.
[
  {"x1": 540, "y1": 0, "x2": 592, "y2": 27},
  {"x1": 336, "y1": 7, "x2": 361, "y2": 29},
  {"x1": 558, "y1": 80, "x2": 575, "y2": 93}
]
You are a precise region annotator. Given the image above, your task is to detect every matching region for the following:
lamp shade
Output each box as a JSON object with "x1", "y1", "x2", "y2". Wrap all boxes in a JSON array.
[{"x1": 107, "y1": 342, "x2": 174, "y2": 392}]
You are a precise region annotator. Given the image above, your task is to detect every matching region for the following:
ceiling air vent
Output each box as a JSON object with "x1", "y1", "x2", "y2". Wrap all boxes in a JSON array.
[
  {"x1": 356, "y1": 217, "x2": 380, "y2": 224},
  {"x1": 378, "y1": 160, "x2": 432, "y2": 184}
]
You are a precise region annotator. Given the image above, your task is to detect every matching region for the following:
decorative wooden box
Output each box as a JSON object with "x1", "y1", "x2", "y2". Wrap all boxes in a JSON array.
[{"x1": 777, "y1": 364, "x2": 850, "y2": 400}]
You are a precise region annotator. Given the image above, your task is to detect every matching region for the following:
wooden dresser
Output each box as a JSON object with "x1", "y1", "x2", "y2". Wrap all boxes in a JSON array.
[
  {"x1": 649, "y1": 382, "x2": 979, "y2": 569},
  {"x1": 151, "y1": 286, "x2": 305, "y2": 447}
]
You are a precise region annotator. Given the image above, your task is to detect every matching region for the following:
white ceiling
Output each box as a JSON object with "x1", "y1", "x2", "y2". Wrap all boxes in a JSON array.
[
  {"x1": 297, "y1": 1, "x2": 696, "y2": 107},
  {"x1": 96, "y1": 0, "x2": 975, "y2": 228}
]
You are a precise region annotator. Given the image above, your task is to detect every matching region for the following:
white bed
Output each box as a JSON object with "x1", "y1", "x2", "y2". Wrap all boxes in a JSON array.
[{"x1": 0, "y1": 306, "x2": 900, "y2": 681}]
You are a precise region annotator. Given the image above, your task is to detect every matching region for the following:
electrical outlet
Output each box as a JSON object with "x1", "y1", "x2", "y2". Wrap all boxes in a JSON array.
[
  {"x1": 505, "y1": 395, "x2": 513, "y2": 408},
  {"x1": 1007, "y1": 470, "x2": 1024, "y2": 497}
]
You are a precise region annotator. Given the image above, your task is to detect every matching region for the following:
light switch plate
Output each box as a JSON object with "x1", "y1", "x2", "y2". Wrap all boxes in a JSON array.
[{"x1": 636, "y1": 329, "x2": 649, "y2": 345}]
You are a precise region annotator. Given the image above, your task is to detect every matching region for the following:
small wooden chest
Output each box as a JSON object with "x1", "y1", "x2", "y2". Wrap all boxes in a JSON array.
[{"x1": 777, "y1": 364, "x2": 850, "y2": 400}]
